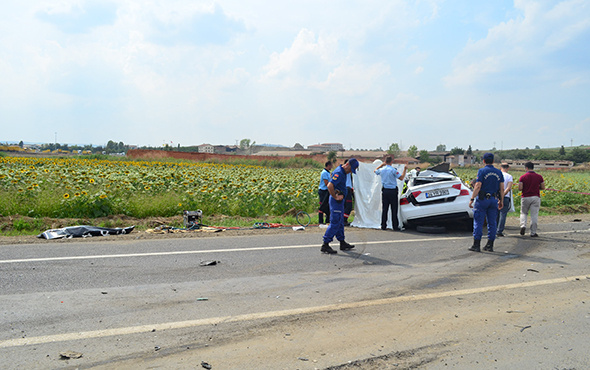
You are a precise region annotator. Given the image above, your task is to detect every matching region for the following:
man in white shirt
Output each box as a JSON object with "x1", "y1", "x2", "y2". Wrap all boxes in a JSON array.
[{"x1": 496, "y1": 163, "x2": 513, "y2": 237}]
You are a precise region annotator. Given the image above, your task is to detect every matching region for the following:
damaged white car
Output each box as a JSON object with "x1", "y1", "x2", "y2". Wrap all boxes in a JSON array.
[{"x1": 400, "y1": 163, "x2": 473, "y2": 228}]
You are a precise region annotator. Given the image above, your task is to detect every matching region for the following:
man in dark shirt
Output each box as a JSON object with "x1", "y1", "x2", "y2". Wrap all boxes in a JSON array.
[{"x1": 519, "y1": 162, "x2": 545, "y2": 237}]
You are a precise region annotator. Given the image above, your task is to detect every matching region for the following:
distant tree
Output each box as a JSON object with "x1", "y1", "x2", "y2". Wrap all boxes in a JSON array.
[
  {"x1": 418, "y1": 150, "x2": 430, "y2": 163},
  {"x1": 18, "y1": 140, "x2": 23, "y2": 148},
  {"x1": 566, "y1": 147, "x2": 590, "y2": 164},
  {"x1": 466, "y1": 145, "x2": 473, "y2": 155},
  {"x1": 559, "y1": 145, "x2": 566, "y2": 156},
  {"x1": 240, "y1": 138, "x2": 256, "y2": 150},
  {"x1": 293, "y1": 143, "x2": 304, "y2": 150},
  {"x1": 327, "y1": 150, "x2": 338, "y2": 163},
  {"x1": 436, "y1": 144, "x2": 446, "y2": 152},
  {"x1": 106, "y1": 140, "x2": 118, "y2": 153},
  {"x1": 387, "y1": 143, "x2": 401, "y2": 156},
  {"x1": 450, "y1": 147, "x2": 465, "y2": 155},
  {"x1": 407, "y1": 145, "x2": 418, "y2": 158},
  {"x1": 534, "y1": 145, "x2": 541, "y2": 150}
]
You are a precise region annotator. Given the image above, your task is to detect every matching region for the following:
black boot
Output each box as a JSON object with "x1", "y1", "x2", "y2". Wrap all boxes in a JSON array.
[
  {"x1": 340, "y1": 240, "x2": 355, "y2": 251},
  {"x1": 468, "y1": 239, "x2": 481, "y2": 252},
  {"x1": 319, "y1": 213, "x2": 324, "y2": 224},
  {"x1": 321, "y1": 242, "x2": 337, "y2": 254},
  {"x1": 483, "y1": 239, "x2": 494, "y2": 252}
]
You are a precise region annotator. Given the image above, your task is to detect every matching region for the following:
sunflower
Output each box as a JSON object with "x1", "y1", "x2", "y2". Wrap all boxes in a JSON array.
[
  {"x1": 99, "y1": 194, "x2": 107, "y2": 199},
  {"x1": 63, "y1": 193, "x2": 70, "y2": 199}
]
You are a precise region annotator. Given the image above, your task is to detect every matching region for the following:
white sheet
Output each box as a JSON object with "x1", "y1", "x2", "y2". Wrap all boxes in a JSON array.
[{"x1": 351, "y1": 160, "x2": 405, "y2": 229}]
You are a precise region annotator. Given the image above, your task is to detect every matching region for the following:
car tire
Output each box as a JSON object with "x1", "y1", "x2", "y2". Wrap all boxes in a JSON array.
[{"x1": 416, "y1": 225, "x2": 447, "y2": 234}]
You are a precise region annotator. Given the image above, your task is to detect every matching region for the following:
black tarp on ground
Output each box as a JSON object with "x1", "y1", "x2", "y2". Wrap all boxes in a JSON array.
[{"x1": 37, "y1": 225, "x2": 135, "y2": 240}]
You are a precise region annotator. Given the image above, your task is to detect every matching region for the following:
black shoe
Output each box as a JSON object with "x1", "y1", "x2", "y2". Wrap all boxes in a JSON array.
[
  {"x1": 520, "y1": 227, "x2": 526, "y2": 236},
  {"x1": 483, "y1": 239, "x2": 494, "y2": 252},
  {"x1": 381, "y1": 226, "x2": 387, "y2": 230},
  {"x1": 468, "y1": 239, "x2": 481, "y2": 252},
  {"x1": 496, "y1": 232, "x2": 504, "y2": 237},
  {"x1": 530, "y1": 233, "x2": 539, "y2": 237},
  {"x1": 340, "y1": 240, "x2": 355, "y2": 251},
  {"x1": 344, "y1": 221, "x2": 351, "y2": 227},
  {"x1": 321, "y1": 243, "x2": 337, "y2": 254}
]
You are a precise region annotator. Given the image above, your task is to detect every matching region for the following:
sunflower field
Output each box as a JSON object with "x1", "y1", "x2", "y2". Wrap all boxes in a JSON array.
[
  {"x1": 0, "y1": 157, "x2": 320, "y2": 219},
  {"x1": 454, "y1": 168, "x2": 590, "y2": 213}
]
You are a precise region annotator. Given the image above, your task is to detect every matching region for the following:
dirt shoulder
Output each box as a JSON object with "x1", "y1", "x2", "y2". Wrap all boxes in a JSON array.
[{"x1": 1, "y1": 214, "x2": 589, "y2": 246}]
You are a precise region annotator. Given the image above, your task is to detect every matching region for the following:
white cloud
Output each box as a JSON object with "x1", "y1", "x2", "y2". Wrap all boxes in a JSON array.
[{"x1": 445, "y1": 0, "x2": 590, "y2": 88}]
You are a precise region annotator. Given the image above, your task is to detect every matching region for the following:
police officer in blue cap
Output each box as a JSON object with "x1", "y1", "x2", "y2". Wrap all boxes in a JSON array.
[
  {"x1": 469, "y1": 152, "x2": 504, "y2": 252},
  {"x1": 321, "y1": 158, "x2": 359, "y2": 254}
]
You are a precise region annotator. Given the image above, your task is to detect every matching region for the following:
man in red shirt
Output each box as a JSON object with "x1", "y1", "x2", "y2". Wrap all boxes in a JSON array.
[{"x1": 518, "y1": 162, "x2": 545, "y2": 237}]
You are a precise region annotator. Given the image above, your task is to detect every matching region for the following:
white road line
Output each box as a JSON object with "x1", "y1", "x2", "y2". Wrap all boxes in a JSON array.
[
  {"x1": 0, "y1": 274, "x2": 587, "y2": 349},
  {"x1": 1, "y1": 229, "x2": 587, "y2": 264},
  {"x1": 0, "y1": 236, "x2": 463, "y2": 264}
]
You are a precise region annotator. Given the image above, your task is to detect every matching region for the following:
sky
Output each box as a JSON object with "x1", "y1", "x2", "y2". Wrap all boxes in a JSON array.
[{"x1": 1, "y1": 0, "x2": 589, "y2": 151}]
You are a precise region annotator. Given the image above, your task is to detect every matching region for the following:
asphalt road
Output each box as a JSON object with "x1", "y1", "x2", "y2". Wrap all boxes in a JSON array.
[{"x1": 1, "y1": 217, "x2": 590, "y2": 369}]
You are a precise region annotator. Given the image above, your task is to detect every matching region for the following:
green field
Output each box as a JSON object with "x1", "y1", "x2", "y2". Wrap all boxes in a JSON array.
[{"x1": 1, "y1": 156, "x2": 589, "y2": 234}]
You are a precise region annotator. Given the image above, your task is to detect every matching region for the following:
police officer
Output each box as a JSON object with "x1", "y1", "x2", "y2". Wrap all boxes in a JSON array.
[
  {"x1": 318, "y1": 161, "x2": 332, "y2": 224},
  {"x1": 469, "y1": 153, "x2": 504, "y2": 252},
  {"x1": 375, "y1": 156, "x2": 406, "y2": 231},
  {"x1": 321, "y1": 158, "x2": 359, "y2": 254}
]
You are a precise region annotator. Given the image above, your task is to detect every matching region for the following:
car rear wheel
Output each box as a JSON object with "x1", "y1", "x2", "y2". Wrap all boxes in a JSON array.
[{"x1": 416, "y1": 225, "x2": 447, "y2": 234}]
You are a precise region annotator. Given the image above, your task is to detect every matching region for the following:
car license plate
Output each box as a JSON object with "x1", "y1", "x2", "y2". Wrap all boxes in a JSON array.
[{"x1": 425, "y1": 189, "x2": 449, "y2": 198}]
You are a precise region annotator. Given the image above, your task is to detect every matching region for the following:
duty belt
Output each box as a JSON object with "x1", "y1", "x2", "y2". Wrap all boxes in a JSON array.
[{"x1": 479, "y1": 192, "x2": 498, "y2": 200}]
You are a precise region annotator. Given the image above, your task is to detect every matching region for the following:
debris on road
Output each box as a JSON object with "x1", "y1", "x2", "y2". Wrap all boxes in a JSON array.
[
  {"x1": 201, "y1": 361, "x2": 212, "y2": 369},
  {"x1": 59, "y1": 351, "x2": 83, "y2": 360},
  {"x1": 527, "y1": 268, "x2": 539, "y2": 273},
  {"x1": 515, "y1": 325, "x2": 532, "y2": 332},
  {"x1": 200, "y1": 260, "x2": 220, "y2": 266}
]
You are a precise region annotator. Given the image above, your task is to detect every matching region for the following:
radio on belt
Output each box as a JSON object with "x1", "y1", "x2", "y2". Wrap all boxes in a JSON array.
[{"x1": 183, "y1": 210, "x2": 203, "y2": 228}]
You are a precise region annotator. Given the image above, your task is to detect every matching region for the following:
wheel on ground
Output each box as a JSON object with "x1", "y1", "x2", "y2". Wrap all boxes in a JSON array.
[
  {"x1": 296, "y1": 211, "x2": 311, "y2": 227},
  {"x1": 416, "y1": 225, "x2": 447, "y2": 234}
]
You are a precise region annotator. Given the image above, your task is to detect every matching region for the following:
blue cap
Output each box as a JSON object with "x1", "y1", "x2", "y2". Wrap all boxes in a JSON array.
[
  {"x1": 348, "y1": 158, "x2": 359, "y2": 173},
  {"x1": 483, "y1": 152, "x2": 494, "y2": 162}
]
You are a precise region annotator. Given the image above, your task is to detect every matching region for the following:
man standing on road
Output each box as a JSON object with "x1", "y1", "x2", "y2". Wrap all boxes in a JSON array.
[
  {"x1": 343, "y1": 159, "x2": 354, "y2": 226},
  {"x1": 318, "y1": 161, "x2": 332, "y2": 225},
  {"x1": 375, "y1": 156, "x2": 406, "y2": 231},
  {"x1": 469, "y1": 153, "x2": 504, "y2": 252},
  {"x1": 519, "y1": 162, "x2": 545, "y2": 237},
  {"x1": 496, "y1": 163, "x2": 513, "y2": 237},
  {"x1": 321, "y1": 158, "x2": 359, "y2": 254}
]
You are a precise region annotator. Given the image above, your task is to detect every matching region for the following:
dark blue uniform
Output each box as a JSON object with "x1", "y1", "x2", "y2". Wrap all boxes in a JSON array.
[
  {"x1": 473, "y1": 165, "x2": 503, "y2": 241},
  {"x1": 323, "y1": 165, "x2": 347, "y2": 244}
]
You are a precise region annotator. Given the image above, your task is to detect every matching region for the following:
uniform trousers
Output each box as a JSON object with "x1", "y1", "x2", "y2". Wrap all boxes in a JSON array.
[
  {"x1": 381, "y1": 187, "x2": 399, "y2": 230},
  {"x1": 344, "y1": 187, "x2": 353, "y2": 220},
  {"x1": 520, "y1": 196, "x2": 541, "y2": 235},
  {"x1": 318, "y1": 189, "x2": 330, "y2": 224},
  {"x1": 323, "y1": 196, "x2": 345, "y2": 243},
  {"x1": 473, "y1": 197, "x2": 499, "y2": 241}
]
